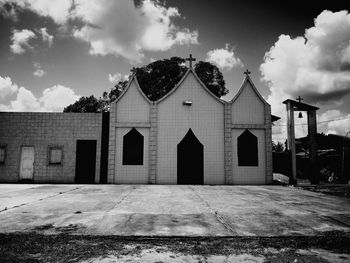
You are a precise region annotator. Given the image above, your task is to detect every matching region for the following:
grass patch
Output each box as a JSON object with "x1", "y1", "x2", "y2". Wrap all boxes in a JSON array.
[{"x1": 0, "y1": 231, "x2": 349, "y2": 262}]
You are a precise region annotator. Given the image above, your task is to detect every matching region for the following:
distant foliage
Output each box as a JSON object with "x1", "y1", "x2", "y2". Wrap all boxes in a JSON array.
[
  {"x1": 63, "y1": 57, "x2": 227, "y2": 112},
  {"x1": 63, "y1": 95, "x2": 103, "y2": 113},
  {"x1": 194, "y1": 61, "x2": 228, "y2": 97},
  {"x1": 132, "y1": 57, "x2": 188, "y2": 101},
  {"x1": 108, "y1": 80, "x2": 129, "y2": 101},
  {"x1": 272, "y1": 141, "x2": 285, "y2": 152}
]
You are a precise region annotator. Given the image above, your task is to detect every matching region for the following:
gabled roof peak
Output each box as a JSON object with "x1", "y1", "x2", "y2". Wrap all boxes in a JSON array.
[
  {"x1": 114, "y1": 74, "x2": 152, "y2": 104},
  {"x1": 155, "y1": 67, "x2": 225, "y2": 104},
  {"x1": 230, "y1": 73, "x2": 269, "y2": 106}
]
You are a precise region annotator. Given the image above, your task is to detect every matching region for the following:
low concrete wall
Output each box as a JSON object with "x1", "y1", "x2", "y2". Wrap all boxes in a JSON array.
[{"x1": 0, "y1": 112, "x2": 102, "y2": 183}]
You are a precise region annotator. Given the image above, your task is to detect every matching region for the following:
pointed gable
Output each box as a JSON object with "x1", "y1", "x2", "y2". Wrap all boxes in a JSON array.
[
  {"x1": 231, "y1": 76, "x2": 268, "y2": 124},
  {"x1": 115, "y1": 76, "x2": 151, "y2": 122},
  {"x1": 156, "y1": 68, "x2": 225, "y2": 105}
]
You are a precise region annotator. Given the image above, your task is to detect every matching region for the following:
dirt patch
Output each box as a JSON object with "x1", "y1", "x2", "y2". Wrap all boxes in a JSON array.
[
  {"x1": 33, "y1": 224, "x2": 54, "y2": 231},
  {"x1": 32, "y1": 223, "x2": 86, "y2": 234},
  {"x1": 0, "y1": 231, "x2": 349, "y2": 262}
]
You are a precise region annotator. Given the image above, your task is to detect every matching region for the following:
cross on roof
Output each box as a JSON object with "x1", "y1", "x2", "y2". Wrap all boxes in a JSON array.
[
  {"x1": 244, "y1": 69, "x2": 251, "y2": 76},
  {"x1": 186, "y1": 54, "x2": 196, "y2": 68},
  {"x1": 296, "y1": 96, "x2": 303, "y2": 103}
]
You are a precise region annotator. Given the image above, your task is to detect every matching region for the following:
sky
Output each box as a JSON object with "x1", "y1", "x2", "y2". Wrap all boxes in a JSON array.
[{"x1": 0, "y1": 0, "x2": 350, "y2": 141}]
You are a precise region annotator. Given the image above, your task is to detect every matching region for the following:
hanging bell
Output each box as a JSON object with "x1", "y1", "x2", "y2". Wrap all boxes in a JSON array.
[{"x1": 298, "y1": 112, "x2": 303, "y2": 118}]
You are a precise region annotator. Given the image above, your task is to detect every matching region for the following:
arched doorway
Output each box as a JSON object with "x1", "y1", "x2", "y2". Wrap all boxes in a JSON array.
[{"x1": 177, "y1": 129, "x2": 204, "y2": 184}]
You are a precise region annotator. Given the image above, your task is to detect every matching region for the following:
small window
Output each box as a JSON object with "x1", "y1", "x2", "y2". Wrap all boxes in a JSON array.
[
  {"x1": 0, "y1": 146, "x2": 6, "y2": 164},
  {"x1": 48, "y1": 146, "x2": 63, "y2": 165},
  {"x1": 237, "y1": 130, "x2": 258, "y2": 166},
  {"x1": 122, "y1": 128, "x2": 144, "y2": 165}
]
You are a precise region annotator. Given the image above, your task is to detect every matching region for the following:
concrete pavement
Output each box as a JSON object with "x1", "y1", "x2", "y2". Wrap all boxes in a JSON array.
[{"x1": 0, "y1": 184, "x2": 349, "y2": 236}]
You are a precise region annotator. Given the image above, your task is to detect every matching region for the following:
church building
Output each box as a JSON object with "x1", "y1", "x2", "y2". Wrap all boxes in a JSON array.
[
  {"x1": 107, "y1": 66, "x2": 272, "y2": 185},
  {"x1": 0, "y1": 62, "x2": 272, "y2": 185}
]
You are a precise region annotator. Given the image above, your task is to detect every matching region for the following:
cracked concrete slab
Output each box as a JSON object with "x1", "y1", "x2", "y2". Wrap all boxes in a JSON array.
[
  {"x1": 0, "y1": 184, "x2": 349, "y2": 236},
  {"x1": 0, "y1": 184, "x2": 80, "y2": 212}
]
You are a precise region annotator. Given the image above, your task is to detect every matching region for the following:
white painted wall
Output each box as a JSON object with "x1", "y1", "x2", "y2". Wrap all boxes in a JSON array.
[
  {"x1": 114, "y1": 127, "x2": 149, "y2": 184},
  {"x1": 114, "y1": 78, "x2": 151, "y2": 183},
  {"x1": 116, "y1": 80, "x2": 150, "y2": 123},
  {"x1": 157, "y1": 72, "x2": 225, "y2": 184},
  {"x1": 232, "y1": 81, "x2": 265, "y2": 124},
  {"x1": 232, "y1": 129, "x2": 266, "y2": 184}
]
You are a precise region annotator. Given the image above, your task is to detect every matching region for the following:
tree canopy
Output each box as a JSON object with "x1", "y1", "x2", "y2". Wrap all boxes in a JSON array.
[
  {"x1": 131, "y1": 57, "x2": 188, "y2": 101},
  {"x1": 64, "y1": 57, "x2": 228, "y2": 112},
  {"x1": 272, "y1": 141, "x2": 285, "y2": 152},
  {"x1": 194, "y1": 61, "x2": 227, "y2": 98},
  {"x1": 63, "y1": 95, "x2": 103, "y2": 113}
]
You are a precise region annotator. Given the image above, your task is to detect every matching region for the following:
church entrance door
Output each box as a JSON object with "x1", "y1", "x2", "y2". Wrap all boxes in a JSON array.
[{"x1": 177, "y1": 129, "x2": 204, "y2": 184}]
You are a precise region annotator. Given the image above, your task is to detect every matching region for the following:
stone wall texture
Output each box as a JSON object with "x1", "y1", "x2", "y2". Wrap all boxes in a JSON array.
[{"x1": 0, "y1": 112, "x2": 102, "y2": 183}]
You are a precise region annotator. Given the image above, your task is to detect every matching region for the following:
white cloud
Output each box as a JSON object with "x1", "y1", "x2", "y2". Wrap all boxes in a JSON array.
[
  {"x1": 72, "y1": 0, "x2": 199, "y2": 61},
  {"x1": 0, "y1": 75, "x2": 18, "y2": 98},
  {"x1": 261, "y1": 10, "x2": 350, "y2": 107},
  {"x1": 39, "y1": 85, "x2": 80, "y2": 111},
  {"x1": 10, "y1": 29, "x2": 36, "y2": 54},
  {"x1": 3, "y1": 0, "x2": 198, "y2": 62},
  {"x1": 108, "y1": 73, "x2": 122, "y2": 84},
  {"x1": 33, "y1": 68, "x2": 46, "y2": 77},
  {"x1": 108, "y1": 72, "x2": 130, "y2": 84},
  {"x1": 318, "y1": 110, "x2": 350, "y2": 136},
  {"x1": 3, "y1": 0, "x2": 72, "y2": 24},
  {"x1": 138, "y1": 1, "x2": 198, "y2": 52},
  {"x1": 0, "y1": 75, "x2": 80, "y2": 112},
  {"x1": 40, "y1": 27, "x2": 53, "y2": 46},
  {"x1": 33, "y1": 62, "x2": 46, "y2": 77},
  {"x1": 328, "y1": 117, "x2": 350, "y2": 136},
  {"x1": 271, "y1": 109, "x2": 350, "y2": 143},
  {"x1": 206, "y1": 44, "x2": 243, "y2": 70},
  {"x1": 10, "y1": 87, "x2": 41, "y2": 111},
  {"x1": 261, "y1": 10, "x2": 350, "y2": 141}
]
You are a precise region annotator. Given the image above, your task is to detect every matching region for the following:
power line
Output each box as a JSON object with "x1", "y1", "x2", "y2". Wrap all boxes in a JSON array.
[{"x1": 273, "y1": 115, "x2": 350, "y2": 127}]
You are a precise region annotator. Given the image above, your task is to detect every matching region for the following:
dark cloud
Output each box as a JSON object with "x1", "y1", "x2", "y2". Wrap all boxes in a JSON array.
[{"x1": 298, "y1": 85, "x2": 350, "y2": 104}]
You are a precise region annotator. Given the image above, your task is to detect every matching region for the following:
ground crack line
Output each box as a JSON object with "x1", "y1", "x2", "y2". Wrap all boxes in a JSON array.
[
  {"x1": 189, "y1": 186, "x2": 236, "y2": 234},
  {"x1": 109, "y1": 186, "x2": 137, "y2": 211},
  {"x1": 0, "y1": 187, "x2": 80, "y2": 213}
]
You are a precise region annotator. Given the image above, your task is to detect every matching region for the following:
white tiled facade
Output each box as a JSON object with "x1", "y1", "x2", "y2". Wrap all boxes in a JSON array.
[
  {"x1": 114, "y1": 127, "x2": 149, "y2": 184},
  {"x1": 232, "y1": 80, "x2": 265, "y2": 124},
  {"x1": 116, "y1": 81, "x2": 150, "y2": 123},
  {"x1": 157, "y1": 73, "x2": 225, "y2": 184},
  {"x1": 108, "y1": 69, "x2": 273, "y2": 185},
  {"x1": 231, "y1": 129, "x2": 266, "y2": 184},
  {"x1": 109, "y1": 78, "x2": 152, "y2": 184}
]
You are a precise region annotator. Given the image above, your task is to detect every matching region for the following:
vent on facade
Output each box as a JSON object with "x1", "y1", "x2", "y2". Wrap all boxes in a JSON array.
[{"x1": 183, "y1": 100, "x2": 192, "y2": 106}]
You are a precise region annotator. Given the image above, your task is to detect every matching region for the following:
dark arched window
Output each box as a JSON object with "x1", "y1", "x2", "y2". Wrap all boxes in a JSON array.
[
  {"x1": 237, "y1": 129, "x2": 258, "y2": 166},
  {"x1": 122, "y1": 128, "x2": 144, "y2": 165}
]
